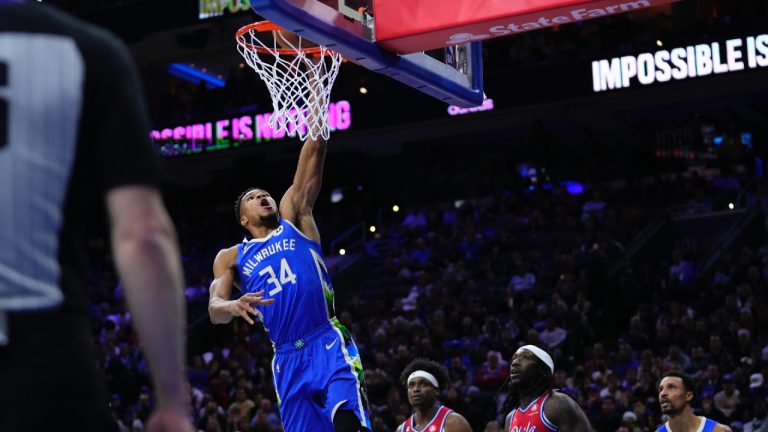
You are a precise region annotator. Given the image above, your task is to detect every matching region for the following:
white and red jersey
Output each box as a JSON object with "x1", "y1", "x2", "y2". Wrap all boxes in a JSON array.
[
  {"x1": 398, "y1": 405, "x2": 455, "y2": 432},
  {"x1": 507, "y1": 391, "x2": 558, "y2": 432}
]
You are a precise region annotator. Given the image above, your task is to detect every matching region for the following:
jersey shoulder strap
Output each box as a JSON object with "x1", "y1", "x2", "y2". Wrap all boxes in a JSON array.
[
  {"x1": 701, "y1": 418, "x2": 718, "y2": 432},
  {"x1": 399, "y1": 415, "x2": 413, "y2": 432},
  {"x1": 435, "y1": 406, "x2": 455, "y2": 431}
]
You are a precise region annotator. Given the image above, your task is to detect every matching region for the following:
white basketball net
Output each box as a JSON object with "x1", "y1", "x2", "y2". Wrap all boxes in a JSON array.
[{"x1": 236, "y1": 27, "x2": 343, "y2": 141}]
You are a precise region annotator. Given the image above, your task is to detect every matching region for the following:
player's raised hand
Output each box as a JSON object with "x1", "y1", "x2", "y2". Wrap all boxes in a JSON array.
[{"x1": 228, "y1": 290, "x2": 274, "y2": 324}]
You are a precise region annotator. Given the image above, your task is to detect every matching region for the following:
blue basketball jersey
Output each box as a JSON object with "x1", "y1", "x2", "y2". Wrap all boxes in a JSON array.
[
  {"x1": 237, "y1": 219, "x2": 336, "y2": 345},
  {"x1": 656, "y1": 417, "x2": 717, "y2": 432}
]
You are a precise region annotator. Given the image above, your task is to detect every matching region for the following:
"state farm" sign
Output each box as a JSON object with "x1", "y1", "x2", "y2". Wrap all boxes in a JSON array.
[{"x1": 373, "y1": 0, "x2": 680, "y2": 54}]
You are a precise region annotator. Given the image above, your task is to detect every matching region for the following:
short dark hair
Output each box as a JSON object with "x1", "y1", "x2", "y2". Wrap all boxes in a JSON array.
[
  {"x1": 662, "y1": 371, "x2": 697, "y2": 397},
  {"x1": 234, "y1": 188, "x2": 258, "y2": 223},
  {"x1": 400, "y1": 358, "x2": 450, "y2": 390}
]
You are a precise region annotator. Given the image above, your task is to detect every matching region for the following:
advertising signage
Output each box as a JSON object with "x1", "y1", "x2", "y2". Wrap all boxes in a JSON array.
[{"x1": 153, "y1": 101, "x2": 351, "y2": 157}]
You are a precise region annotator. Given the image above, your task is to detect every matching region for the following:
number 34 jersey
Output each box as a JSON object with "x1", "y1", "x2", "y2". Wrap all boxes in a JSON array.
[{"x1": 236, "y1": 219, "x2": 336, "y2": 345}]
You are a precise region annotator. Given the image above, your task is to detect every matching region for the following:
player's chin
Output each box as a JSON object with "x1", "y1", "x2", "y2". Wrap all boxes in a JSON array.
[
  {"x1": 408, "y1": 395, "x2": 423, "y2": 405},
  {"x1": 259, "y1": 212, "x2": 279, "y2": 224}
]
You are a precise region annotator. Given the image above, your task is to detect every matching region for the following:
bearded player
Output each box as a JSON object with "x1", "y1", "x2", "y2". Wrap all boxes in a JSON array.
[
  {"x1": 657, "y1": 372, "x2": 732, "y2": 432},
  {"x1": 208, "y1": 135, "x2": 370, "y2": 431},
  {"x1": 504, "y1": 345, "x2": 592, "y2": 432}
]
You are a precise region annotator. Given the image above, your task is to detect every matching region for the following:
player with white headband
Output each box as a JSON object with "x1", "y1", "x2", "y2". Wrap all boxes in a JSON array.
[
  {"x1": 397, "y1": 358, "x2": 472, "y2": 432},
  {"x1": 504, "y1": 345, "x2": 593, "y2": 432}
]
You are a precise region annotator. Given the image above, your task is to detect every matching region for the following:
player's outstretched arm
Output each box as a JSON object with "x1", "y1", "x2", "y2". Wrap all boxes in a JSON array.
[
  {"x1": 208, "y1": 247, "x2": 273, "y2": 325},
  {"x1": 545, "y1": 392, "x2": 594, "y2": 432},
  {"x1": 279, "y1": 135, "x2": 327, "y2": 231},
  {"x1": 279, "y1": 50, "x2": 327, "y2": 240},
  {"x1": 107, "y1": 186, "x2": 193, "y2": 430},
  {"x1": 445, "y1": 412, "x2": 473, "y2": 432}
]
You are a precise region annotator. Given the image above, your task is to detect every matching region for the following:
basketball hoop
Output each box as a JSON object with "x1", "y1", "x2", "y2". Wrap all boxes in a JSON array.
[{"x1": 236, "y1": 21, "x2": 343, "y2": 141}]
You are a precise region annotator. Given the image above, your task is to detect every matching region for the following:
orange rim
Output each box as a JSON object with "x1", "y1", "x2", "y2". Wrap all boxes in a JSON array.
[{"x1": 236, "y1": 21, "x2": 336, "y2": 57}]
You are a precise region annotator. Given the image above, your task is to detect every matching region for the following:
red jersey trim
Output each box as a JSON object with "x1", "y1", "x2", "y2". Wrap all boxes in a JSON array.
[{"x1": 400, "y1": 406, "x2": 455, "y2": 432}]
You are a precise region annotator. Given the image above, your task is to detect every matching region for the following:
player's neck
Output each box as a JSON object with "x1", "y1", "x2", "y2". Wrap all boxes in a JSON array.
[
  {"x1": 518, "y1": 387, "x2": 548, "y2": 409},
  {"x1": 248, "y1": 219, "x2": 280, "y2": 239},
  {"x1": 667, "y1": 407, "x2": 700, "y2": 432},
  {"x1": 414, "y1": 403, "x2": 440, "y2": 429}
]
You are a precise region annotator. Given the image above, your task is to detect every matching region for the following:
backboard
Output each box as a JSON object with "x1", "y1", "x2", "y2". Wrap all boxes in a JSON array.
[
  {"x1": 249, "y1": 0, "x2": 681, "y2": 108},
  {"x1": 249, "y1": 0, "x2": 485, "y2": 108}
]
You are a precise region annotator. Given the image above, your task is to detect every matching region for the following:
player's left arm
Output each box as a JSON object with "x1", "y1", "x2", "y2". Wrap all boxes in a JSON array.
[
  {"x1": 444, "y1": 412, "x2": 473, "y2": 432},
  {"x1": 714, "y1": 424, "x2": 733, "y2": 432},
  {"x1": 504, "y1": 412, "x2": 514, "y2": 432},
  {"x1": 544, "y1": 391, "x2": 594, "y2": 432},
  {"x1": 279, "y1": 135, "x2": 327, "y2": 242}
]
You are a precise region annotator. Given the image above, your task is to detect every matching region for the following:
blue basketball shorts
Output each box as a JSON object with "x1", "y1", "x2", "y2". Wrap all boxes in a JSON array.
[{"x1": 271, "y1": 320, "x2": 371, "y2": 432}]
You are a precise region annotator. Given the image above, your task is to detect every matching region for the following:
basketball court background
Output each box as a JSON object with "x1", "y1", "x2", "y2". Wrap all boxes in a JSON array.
[{"x1": 21, "y1": 1, "x2": 768, "y2": 431}]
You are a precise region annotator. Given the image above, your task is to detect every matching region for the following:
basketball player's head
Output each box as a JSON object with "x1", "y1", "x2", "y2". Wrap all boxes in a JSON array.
[
  {"x1": 400, "y1": 358, "x2": 450, "y2": 410},
  {"x1": 235, "y1": 187, "x2": 279, "y2": 229},
  {"x1": 505, "y1": 345, "x2": 554, "y2": 410},
  {"x1": 658, "y1": 371, "x2": 696, "y2": 415},
  {"x1": 509, "y1": 345, "x2": 554, "y2": 391}
]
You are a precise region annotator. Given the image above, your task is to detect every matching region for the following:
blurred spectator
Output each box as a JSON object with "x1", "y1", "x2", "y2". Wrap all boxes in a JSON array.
[
  {"x1": 228, "y1": 388, "x2": 256, "y2": 421},
  {"x1": 539, "y1": 318, "x2": 568, "y2": 350},
  {"x1": 664, "y1": 344, "x2": 691, "y2": 372},
  {"x1": 250, "y1": 399, "x2": 280, "y2": 431},
  {"x1": 621, "y1": 411, "x2": 643, "y2": 432},
  {"x1": 475, "y1": 351, "x2": 509, "y2": 392},
  {"x1": 744, "y1": 400, "x2": 768, "y2": 432},
  {"x1": 750, "y1": 373, "x2": 767, "y2": 400},
  {"x1": 508, "y1": 264, "x2": 536, "y2": 293},
  {"x1": 594, "y1": 396, "x2": 622, "y2": 432},
  {"x1": 715, "y1": 374, "x2": 741, "y2": 421}
]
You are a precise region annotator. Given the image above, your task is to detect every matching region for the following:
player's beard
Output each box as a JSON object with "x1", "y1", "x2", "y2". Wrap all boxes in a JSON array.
[
  {"x1": 507, "y1": 366, "x2": 548, "y2": 407},
  {"x1": 510, "y1": 367, "x2": 538, "y2": 392},
  {"x1": 660, "y1": 402, "x2": 681, "y2": 416},
  {"x1": 260, "y1": 212, "x2": 279, "y2": 226}
]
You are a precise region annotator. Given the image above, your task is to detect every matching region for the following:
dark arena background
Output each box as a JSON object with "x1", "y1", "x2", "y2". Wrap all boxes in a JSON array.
[{"x1": 35, "y1": 1, "x2": 768, "y2": 431}]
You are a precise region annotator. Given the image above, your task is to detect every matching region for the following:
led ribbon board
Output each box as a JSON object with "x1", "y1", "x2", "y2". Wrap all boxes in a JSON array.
[
  {"x1": 592, "y1": 34, "x2": 768, "y2": 92},
  {"x1": 152, "y1": 101, "x2": 352, "y2": 156}
]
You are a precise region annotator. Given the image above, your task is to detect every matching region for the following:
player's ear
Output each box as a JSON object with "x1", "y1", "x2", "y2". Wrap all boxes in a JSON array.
[{"x1": 240, "y1": 214, "x2": 248, "y2": 226}]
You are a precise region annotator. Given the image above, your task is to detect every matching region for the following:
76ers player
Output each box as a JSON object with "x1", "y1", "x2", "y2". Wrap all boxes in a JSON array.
[
  {"x1": 397, "y1": 359, "x2": 472, "y2": 432},
  {"x1": 208, "y1": 135, "x2": 371, "y2": 432},
  {"x1": 504, "y1": 346, "x2": 592, "y2": 432}
]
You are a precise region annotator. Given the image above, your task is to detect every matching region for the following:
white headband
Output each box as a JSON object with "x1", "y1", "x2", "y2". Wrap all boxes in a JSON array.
[
  {"x1": 408, "y1": 370, "x2": 439, "y2": 388},
  {"x1": 516, "y1": 345, "x2": 554, "y2": 374}
]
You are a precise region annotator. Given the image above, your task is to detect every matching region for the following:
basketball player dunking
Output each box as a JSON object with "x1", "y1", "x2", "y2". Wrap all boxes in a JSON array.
[{"x1": 208, "y1": 133, "x2": 371, "y2": 431}]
